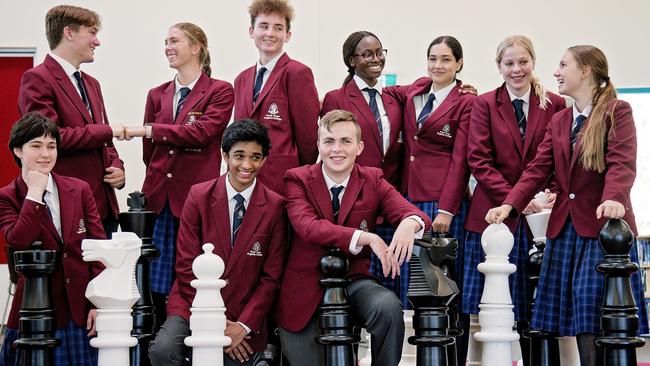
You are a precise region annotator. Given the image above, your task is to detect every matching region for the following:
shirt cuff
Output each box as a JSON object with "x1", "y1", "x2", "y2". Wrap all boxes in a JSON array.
[
  {"x1": 237, "y1": 321, "x2": 251, "y2": 335},
  {"x1": 26, "y1": 196, "x2": 44, "y2": 204},
  {"x1": 437, "y1": 209, "x2": 454, "y2": 217},
  {"x1": 405, "y1": 215, "x2": 425, "y2": 239},
  {"x1": 145, "y1": 124, "x2": 153, "y2": 139},
  {"x1": 349, "y1": 230, "x2": 363, "y2": 255}
]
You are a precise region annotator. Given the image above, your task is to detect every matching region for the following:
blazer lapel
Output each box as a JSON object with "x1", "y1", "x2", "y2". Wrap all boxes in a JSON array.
[
  {"x1": 225, "y1": 185, "x2": 266, "y2": 276},
  {"x1": 382, "y1": 94, "x2": 400, "y2": 147},
  {"x1": 175, "y1": 73, "x2": 208, "y2": 124},
  {"x1": 252, "y1": 53, "x2": 289, "y2": 113},
  {"x1": 347, "y1": 81, "x2": 384, "y2": 152},
  {"x1": 45, "y1": 56, "x2": 93, "y2": 124},
  {"x1": 338, "y1": 166, "x2": 365, "y2": 225},
  {"x1": 422, "y1": 83, "x2": 461, "y2": 134},
  {"x1": 496, "y1": 85, "x2": 523, "y2": 157},
  {"x1": 15, "y1": 177, "x2": 60, "y2": 243},
  {"x1": 56, "y1": 175, "x2": 76, "y2": 247},
  {"x1": 307, "y1": 164, "x2": 335, "y2": 222},
  {"x1": 408, "y1": 80, "x2": 431, "y2": 133},
  {"x1": 522, "y1": 93, "x2": 542, "y2": 156},
  {"x1": 160, "y1": 82, "x2": 175, "y2": 124},
  {"x1": 210, "y1": 179, "x2": 234, "y2": 260},
  {"x1": 569, "y1": 114, "x2": 585, "y2": 171},
  {"x1": 82, "y1": 73, "x2": 104, "y2": 124}
]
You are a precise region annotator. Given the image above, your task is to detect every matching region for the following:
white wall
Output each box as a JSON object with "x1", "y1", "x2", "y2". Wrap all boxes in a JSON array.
[{"x1": 1, "y1": 0, "x2": 649, "y2": 211}]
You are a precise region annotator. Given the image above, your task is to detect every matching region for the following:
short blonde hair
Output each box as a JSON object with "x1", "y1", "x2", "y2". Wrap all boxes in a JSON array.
[
  {"x1": 249, "y1": 0, "x2": 294, "y2": 30},
  {"x1": 319, "y1": 110, "x2": 361, "y2": 142}
]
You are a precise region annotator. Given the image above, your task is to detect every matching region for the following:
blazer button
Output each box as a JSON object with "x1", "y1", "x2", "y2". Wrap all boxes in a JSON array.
[
  {"x1": 414, "y1": 135, "x2": 418, "y2": 140},
  {"x1": 569, "y1": 193, "x2": 576, "y2": 200},
  {"x1": 66, "y1": 278, "x2": 70, "y2": 284},
  {"x1": 167, "y1": 173, "x2": 173, "y2": 178},
  {"x1": 63, "y1": 253, "x2": 68, "y2": 258},
  {"x1": 410, "y1": 156, "x2": 415, "y2": 161},
  {"x1": 162, "y1": 136, "x2": 168, "y2": 141},
  {"x1": 169, "y1": 149, "x2": 174, "y2": 155}
]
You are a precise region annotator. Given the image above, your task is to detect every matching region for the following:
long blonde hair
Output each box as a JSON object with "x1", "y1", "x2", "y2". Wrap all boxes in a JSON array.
[
  {"x1": 171, "y1": 22, "x2": 212, "y2": 77},
  {"x1": 496, "y1": 35, "x2": 550, "y2": 110},
  {"x1": 568, "y1": 45, "x2": 618, "y2": 173}
]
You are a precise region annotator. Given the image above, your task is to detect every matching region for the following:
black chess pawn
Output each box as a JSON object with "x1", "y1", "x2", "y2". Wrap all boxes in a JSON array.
[
  {"x1": 594, "y1": 219, "x2": 645, "y2": 366},
  {"x1": 316, "y1": 249, "x2": 359, "y2": 366},
  {"x1": 13, "y1": 241, "x2": 61, "y2": 366},
  {"x1": 117, "y1": 191, "x2": 159, "y2": 366},
  {"x1": 407, "y1": 231, "x2": 459, "y2": 366}
]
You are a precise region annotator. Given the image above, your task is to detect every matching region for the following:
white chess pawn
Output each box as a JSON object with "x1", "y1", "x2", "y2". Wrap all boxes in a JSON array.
[
  {"x1": 474, "y1": 223, "x2": 519, "y2": 366},
  {"x1": 184, "y1": 243, "x2": 231, "y2": 366}
]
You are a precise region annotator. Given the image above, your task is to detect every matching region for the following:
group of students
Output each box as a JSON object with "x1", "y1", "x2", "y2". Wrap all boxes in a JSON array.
[{"x1": 0, "y1": 0, "x2": 648, "y2": 366}]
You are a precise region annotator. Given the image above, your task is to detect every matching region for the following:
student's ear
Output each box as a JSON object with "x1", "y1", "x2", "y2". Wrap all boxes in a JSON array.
[
  {"x1": 456, "y1": 59, "x2": 464, "y2": 73},
  {"x1": 284, "y1": 30, "x2": 292, "y2": 43},
  {"x1": 63, "y1": 26, "x2": 74, "y2": 41},
  {"x1": 12, "y1": 147, "x2": 22, "y2": 160},
  {"x1": 249, "y1": 26, "x2": 254, "y2": 39},
  {"x1": 581, "y1": 64, "x2": 593, "y2": 80},
  {"x1": 222, "y1": 151, "x2": 229, "y2": 163},
  {"x1": 356, "y1": 140, "x2": 364, "y2": 156},
  {"x1": 259, "y1": 156, "x2": 269, "y2": 168}
]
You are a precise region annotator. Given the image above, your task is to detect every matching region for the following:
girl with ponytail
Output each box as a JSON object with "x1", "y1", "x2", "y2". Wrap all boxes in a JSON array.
[
  {"x1": 486, "y1": 45, "x2": 648, "y2": 365},
  {"x1": 463, "y1": 35, "x2": 566, "y2": 363},
  {"x1": 124, "y1": 22, "x2": 234, "y2": 325}
]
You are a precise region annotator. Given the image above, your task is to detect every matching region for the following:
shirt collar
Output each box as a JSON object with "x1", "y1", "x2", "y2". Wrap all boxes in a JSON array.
[
  {"x1": 354, "y1": 75, "x2": 383, "y2": 95},
  {"x1": 225, "y1": 173, "x2": 256, "y2": 203},
  {"x1": 45, "y1": 173, "x2": 56, "y2": 195},
  {"x1": 49, "y1": 52, "x2": 79, "y2": 77},
  {"x1": 321, "y1": 164, "x2": 351, "y2": 190},
  {"x1": 428, "y1": 81, "x2": 456, "y2": 104},
  {"x1": 506, "y1": 85, "x2": 531, "y2": 105},
  {"x1": 572, "y1": 102, "x2": 593, "y2": 120},
  {"x1": 174, "y1": 74, "x2": 200, "y2": 94},
  {"x1": 257, "y1": 52, "x2": 284, "y2": 73}
]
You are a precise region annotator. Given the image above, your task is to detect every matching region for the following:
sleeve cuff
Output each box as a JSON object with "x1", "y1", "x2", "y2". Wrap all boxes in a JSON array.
[
  {"x1": 26, "y1": 196, "x2": 44, "y2": 204},
  {"x1": 406, "y1": 215, "x2": 425, "y2": 240},
  {"x1": 237, "y1": 321, "x2": 251, "y2": 335},
  {"x1": 349, "y1": 230, "x2": 363, "y2": 255},
  {"x1": 437, "y1": 209, "x2": 454, "y2": 217},
  {"x1": 145, "y1": 124, "x2": 153, "y2": 139}
]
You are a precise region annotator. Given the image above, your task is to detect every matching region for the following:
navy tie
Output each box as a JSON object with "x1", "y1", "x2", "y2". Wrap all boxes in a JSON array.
[
  {"x1": 330, "y1": 186, "x2": 344, "y2": 223},
  {"x1": 512, "y1": 99, "x2": 527, "y2": 139},
  {"x1": 363, "y1": 88, "x2": 383, "y2": 141},
  {"x1": 72, "y1": 71, "x2": 91, "y2": 112},
  {"x1": 253, "y1": 67, "x2": 267, "y2": 103},
  {"x1": 570, "y1": 115, "x2": 587, "y2": 153},
  {"x1": 417, "y1": 93, "x2": 436, "y2": 129},
  {"x1": 232, "y1": 194, "x2": 246, "y2": 246},
  {"x1": 176, "y1": 87, "x2": 191, "y2": 119}
]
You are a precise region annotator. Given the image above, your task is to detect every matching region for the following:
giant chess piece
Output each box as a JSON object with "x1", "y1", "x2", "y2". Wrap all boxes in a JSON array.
[
  {"x1": 316, "y1": 249, "x2": 359, "y2": 366},
  {"x1": 407, "y1": 231, "x2": 459, "y2": 366},
  {"x1": 83, "y1": 232, "x2": 142, "y2": 366},
  {"x1": 595, "y1": 219, "x2": 645, "y2": 365},
  {"x1": 524, "y1": 192, "x2": 559, "y2": 366},
  {"x1": 184, "y1": 243, "x2": 231, "y2": 365},
  {"x1": 117, "y1": 191, "x2": 159, "y2": 366},
  {"x1": 13, "y1": 241, "x2": 60, "y2": 366},
  {"x1": 474, "y1": 223, "x2": 519, "y2": 366}
]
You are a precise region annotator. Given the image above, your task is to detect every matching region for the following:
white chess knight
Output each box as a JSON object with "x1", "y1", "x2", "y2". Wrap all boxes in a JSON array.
[
  {"x1": 83, "y1": 232, "x2": 142, "y2": 308},
  {"x1": 474, "y1": 223, "x2": 519, "y2": 366},
  {"x1": 525, "y1": 191, "x2": 552, "y2": 243},
  {"x1": 184, "y1": 243, "x2": 231, "y2": 366},
  {"x1": 82, "y1": 232, "x2": 142, "y2": 366}
]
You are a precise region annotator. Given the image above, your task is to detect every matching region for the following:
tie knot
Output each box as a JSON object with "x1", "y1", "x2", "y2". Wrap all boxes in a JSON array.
[
  {"x1": 73, "y1": 71, "x2": 82, "y2": 80},
  {"x1": 363, "y1": 87, "x2": 378, "y2": 98},
  {"x1": 258, "y1": 67, "x2": 267, "y2": 76},
  {"x1": 330, "y1": 186, "x2": 344, "y2": 199},
  {"x1": 179, "y1": 87, "x2": 191, "y2": 99},
  {"x1": 575, "y1": 115, "x2": 587, "y2": 127},
  {"x1": 512, "y1": 98, "x2": 524, "y2": 111},
  {"x1": 234, "y1": 193, "x2": 245, "y2": 205},
  {"x1": 426, "y1": 93, "x2": 436, "y2": 103}
]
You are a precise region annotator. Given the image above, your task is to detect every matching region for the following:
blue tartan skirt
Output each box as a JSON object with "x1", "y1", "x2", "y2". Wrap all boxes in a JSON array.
[
  {"x1": 370, "y1": 199, "x2": 468, "y2": 310},
  {"x1": 1, "y1": 320, "x2": 97, "y2": 366},
  {"x1": 150, "y1": 202, "x2": 180, "y2": 295},
  {"x1": 462, "y1": 219, "x2": 531, "y2": 321},
  {"x1": 531, "y1": 220, "x2": 649, "y2": 336}
]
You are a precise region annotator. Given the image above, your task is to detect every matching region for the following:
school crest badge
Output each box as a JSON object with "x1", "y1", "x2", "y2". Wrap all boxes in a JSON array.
[
  {"x1": 77, "y1": 218, "x2": 86, "y2": 234},
  {"x1": 437, "y1": 123, "x2": 452, "y2": 138},
  {"x1": 247, "y1": 242, "x2": 264, "y2": 257},
  {"x1": 359, "y1": 220, "x2": 369, "y2": 232},
  {"x1": 264, "y1": 103, "x2": 282, "y2": 121}
]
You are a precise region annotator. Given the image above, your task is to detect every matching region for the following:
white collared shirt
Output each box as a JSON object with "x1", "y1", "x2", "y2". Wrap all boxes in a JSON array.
[
  {"x1": 506, "y1": 85, "x2": 532, "y2": 119},
  {"x1": 321, "y1": 166, "x2": 425, "y2": 255},
  {"x1": 255, "y1": 52, "x2": 284, "y2": 95},
  {"x1": 26, "y1": 174, "x2": 61, "y2": 238},
  {"x1": 172, "y1": 75, "x2": 200, "y2": 119},
  {"x1": 354, "y1": 75, "x2": 391, "y2": 154},
  {"x1": 224, "y1": 173, "x2": 256, "y2": 334},
  {"x1": 572, "y1": 102, "x2": 593, "y2": 129},
  {"x1": 413, "y1": 81, "x2": 457, "y2": 119},
  {"x1": 49, "y1": 53, "x2": 92, "y2": 117}
]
